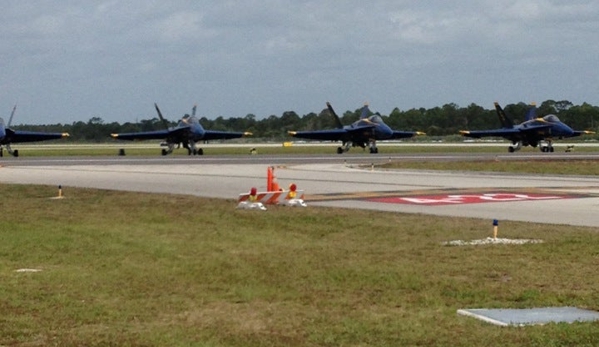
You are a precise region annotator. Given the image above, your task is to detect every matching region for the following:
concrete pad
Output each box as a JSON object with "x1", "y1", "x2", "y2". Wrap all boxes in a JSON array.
[
  {"x1": 458, "y1": 307, "x2": 599, "y2": 326},
  {"x1": 443, "y1": 237, "x2": 543, "y2": 246}
]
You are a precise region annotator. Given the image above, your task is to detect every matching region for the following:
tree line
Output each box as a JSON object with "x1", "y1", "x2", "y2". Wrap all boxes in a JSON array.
[{"x1": 12, "y1": 100, "x2": 599, "y2": 142}]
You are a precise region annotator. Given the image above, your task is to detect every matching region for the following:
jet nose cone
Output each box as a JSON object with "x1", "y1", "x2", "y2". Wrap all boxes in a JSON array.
[
  {"x1": 564, "y1": 125, "x2": 575, "y2": 136},
  {"x1": 379, "y1": 125, "x2": 393, "y2": 138}
]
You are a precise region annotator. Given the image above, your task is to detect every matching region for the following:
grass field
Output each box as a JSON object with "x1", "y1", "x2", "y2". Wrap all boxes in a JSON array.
[
  {"x1": 2, "y1": 184, "x2": 599, "y2": 346},
  {"x1": 10, "y1": 141, "x2": 599, "y2": 157}
]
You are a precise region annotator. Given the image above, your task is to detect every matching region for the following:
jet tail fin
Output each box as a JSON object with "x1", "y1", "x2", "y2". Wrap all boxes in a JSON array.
[
  {"x1": 494, "y1": 102, "x2": 514, "y2": 128},
  {"x1": 360, "y1": 102, "x2": 370, "y2": 119},
  {"x1": 154, "y1": 103, "x2": 170, "y2": 130},
  {"x1": 7, "y1": 105, "x2": 16, "y2": 127},
  {"x1": 525, "y1": 102, "x2": 537, "y2": 121},
  {"x1": 326, "y1": 102, "x2": 344, "y2": 129}
]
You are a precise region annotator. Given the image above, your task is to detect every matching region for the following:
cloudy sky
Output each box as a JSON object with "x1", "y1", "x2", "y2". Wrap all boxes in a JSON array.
[{"x1": 1, "y1": 1, "x2": 598, "y2": 124}]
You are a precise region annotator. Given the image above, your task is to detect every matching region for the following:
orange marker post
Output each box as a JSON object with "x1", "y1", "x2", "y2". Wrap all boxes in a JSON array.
[{"x1": 267, "y1": 166, "x2": 273, "y2": 191}]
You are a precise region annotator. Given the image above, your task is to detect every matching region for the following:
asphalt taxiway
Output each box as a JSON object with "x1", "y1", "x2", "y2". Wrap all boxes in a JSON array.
[{"x1": 1, "y1": 153, "x2": 599, "y2": 227}]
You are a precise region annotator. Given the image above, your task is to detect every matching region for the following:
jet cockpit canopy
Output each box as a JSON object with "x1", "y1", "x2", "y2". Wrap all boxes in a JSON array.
[{"x1": 543, "y1": 114, "x2": 560, "y2": 122}]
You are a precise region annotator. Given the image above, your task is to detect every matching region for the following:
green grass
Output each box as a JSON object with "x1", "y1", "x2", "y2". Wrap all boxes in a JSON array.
[
  {"x1": 2, "y1": 184, "x2": 599, "y2": 346},
  {"x1": 11, "y1": 141, "x2": 599, "y2": 156}
]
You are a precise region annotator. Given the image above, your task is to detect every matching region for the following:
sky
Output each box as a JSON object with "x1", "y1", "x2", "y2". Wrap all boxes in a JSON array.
[{"x1": 1, "y1": 0, "x2": 598, "y2": 125}]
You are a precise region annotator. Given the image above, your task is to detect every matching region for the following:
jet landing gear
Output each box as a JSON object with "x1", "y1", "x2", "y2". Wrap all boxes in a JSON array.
[
  {"x1": 368, "y1": 140, "x2": 378, "y2": 154},
  {"x1": 189, "y1": 148, "x2": 204, "y2": 155},
  {"x1": 337, "y1": 142, "x2": 352, "y2": 154},
  {"x1": 160, "y1": 143, "x2": 204, "y2": 156},
  {"x1": 181, "y1": 141, "x2": 204, "y2": 156},
  {"x1": 336, "y1": 141, "x2": 379, "y2": 154},
  {"x1": 161, "y1": 143, "x2": 175, "y2": 156},
  {"x1": 0, "y1": 145, "x2": 19, "y2": 157},
  {"x1": 540, "y1": 141, "x2": 554, "y2": 153},
  {"x1": 508, "y1": 141, "x2": 522, "y2": 153},
  {"x1": 187, "y1": 142, "x2": 204, "y2": 156}
]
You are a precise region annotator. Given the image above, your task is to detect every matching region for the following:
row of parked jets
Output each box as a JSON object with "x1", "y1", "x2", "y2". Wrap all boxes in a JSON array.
[{"x1": 0, "y1": 102, "x2": 594, "y2": 157}]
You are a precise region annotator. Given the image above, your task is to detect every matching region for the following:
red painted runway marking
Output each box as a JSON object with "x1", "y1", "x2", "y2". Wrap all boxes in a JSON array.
[{"x1": 367, "y1": 193, "x2": 576, "y2": 206}]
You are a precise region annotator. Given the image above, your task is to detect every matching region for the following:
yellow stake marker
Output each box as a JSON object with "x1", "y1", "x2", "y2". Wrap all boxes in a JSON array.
[
  {"x1": 493, "y1": 219, "x2": 498, "y2": 239},
  {"x1": 50, "y1": 185, "x2": 64, "y2": 200}
]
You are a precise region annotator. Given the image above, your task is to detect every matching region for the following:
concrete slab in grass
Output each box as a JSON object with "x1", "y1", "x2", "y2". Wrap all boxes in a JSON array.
[{"x1": 457, "y1": 307, "x2": 599, "y2": 326}]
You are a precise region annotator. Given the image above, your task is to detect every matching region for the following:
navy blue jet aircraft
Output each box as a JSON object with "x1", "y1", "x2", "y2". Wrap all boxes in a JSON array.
[
  {"x1": 111, "y1": 103, "x2": 252, "y2": 156},
  {"x1": 288, "y1": 102, "x2": 424, "y2": 154},
  {"x1": 460, "y1": 102, "x2": 594, "y2": 153},
  {"x1": 0, "y1": 105, "x2": 69, "y2": 157}
]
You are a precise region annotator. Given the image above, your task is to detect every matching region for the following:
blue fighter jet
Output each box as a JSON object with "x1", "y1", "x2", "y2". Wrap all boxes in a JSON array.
[
  {"x1": 288, "y1": 102, "x2": 424, "y2": 154},
  {"x1": 460, "y1": 102, "x2": 594, "y2": 153},
  {"x1": 111, "y1": 103, "x2": 252, "y2": 156},
  {"x1": 0, "y1": 105, "x2": 69, "y2": 157}
]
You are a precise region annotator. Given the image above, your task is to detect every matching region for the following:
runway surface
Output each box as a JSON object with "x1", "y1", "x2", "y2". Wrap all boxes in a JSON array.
[{"x1": 1, "y1": 153, "x2": 599, "y2": 227}]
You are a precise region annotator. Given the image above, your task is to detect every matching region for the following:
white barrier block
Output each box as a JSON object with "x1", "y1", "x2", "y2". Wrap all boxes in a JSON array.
[
  {"x1": 236, "y1": 201, "x2": 267, "y2": 210},
  {"x1": 238, "y1": 190, "x2": 305, "y2": 206},
  {"x1": 283, "y1": 198, "x2": 307, "y2": 207}
]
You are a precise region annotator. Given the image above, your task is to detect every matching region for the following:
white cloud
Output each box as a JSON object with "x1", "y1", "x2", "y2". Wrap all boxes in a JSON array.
[{"x1": 1, "y1": 1, "x2": 598, "y2": 123}]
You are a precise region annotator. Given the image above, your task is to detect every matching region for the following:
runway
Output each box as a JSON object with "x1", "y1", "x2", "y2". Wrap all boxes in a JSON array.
[{"x1": 1, "y1": 153, "x2": 599, "y2": 227}]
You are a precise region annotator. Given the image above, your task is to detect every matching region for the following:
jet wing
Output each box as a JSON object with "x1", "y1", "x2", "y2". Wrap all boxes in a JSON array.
[
  {"x1": 288, "y1": 125, "x2": 374, "y2": 141},
  {"x1": 7, "y1": 129, "x2": 69, "y2": 143},
  {"x1": 390, "y1": 130, "x2": 425, "y2": 139},
  {"x1": 572, "y1": 130, "x2": 595, "y2": 137},
  {"x1": 460, "y1": 128, "x2": 521, "y2": 138},
  {"x1": 111, "y1": 127, "x2": 188, "y2": 141},
  {"x1": 460, "y1": 125, "x2": 551, "y2": 139},
  {"x1": 202, "y1": 130, "x2": 252, "y2": 141}
]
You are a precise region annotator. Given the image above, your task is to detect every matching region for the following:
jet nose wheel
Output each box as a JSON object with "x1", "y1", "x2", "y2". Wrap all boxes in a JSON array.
[
  {"x1": 337, "y1": 147, "x2": 343, "y2": 154},
  {"x1": 540, "y1": 146, "x2": 554, "y2": 153}
]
